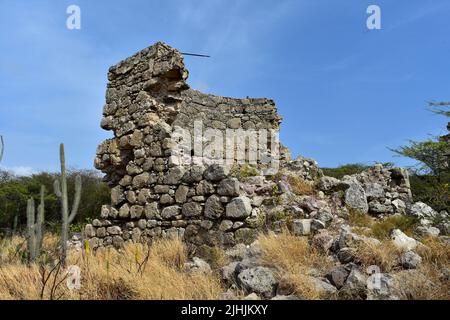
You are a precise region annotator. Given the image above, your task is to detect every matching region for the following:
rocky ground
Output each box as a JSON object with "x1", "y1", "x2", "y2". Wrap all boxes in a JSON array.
[{"x1": 180, "y1": 159, "x2": 450, "y2": 300}]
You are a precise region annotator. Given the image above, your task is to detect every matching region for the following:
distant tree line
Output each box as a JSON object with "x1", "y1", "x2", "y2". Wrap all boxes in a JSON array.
[{"x1": 0, "y1": 169, "x2": 110, "y2": 233}]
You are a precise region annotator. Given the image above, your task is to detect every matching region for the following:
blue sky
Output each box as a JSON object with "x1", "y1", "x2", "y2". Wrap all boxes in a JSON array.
[{"x1": 0, "y1": 0, "x2": 449, "y2": 175}]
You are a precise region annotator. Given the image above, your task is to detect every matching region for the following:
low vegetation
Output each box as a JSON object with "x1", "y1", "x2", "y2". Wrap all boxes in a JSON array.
[
  {"x1": 370, "y1": 215, "x2": 418, "y2": 240},
  {"x1": 353, "y1": 240, "x2": 402, "y2": 272},
  {"x1": 258, "y1": 232, "x2": 333, "y2": 299},
  {"x1": 285, "y1": 175, "x2": 315, "y2": 195},
  {"x1": 0, "y1": 235, "x2": 223, "y2": 300},
  {"x1": 349, "y1": 209, "x2": 419, "y2": 240},
  {"x1": 0, "y1": 169, "x2": 110, "y2": 233},
  {"x1": 230, "y1": 164, "x2": 259, "y2": 179}
]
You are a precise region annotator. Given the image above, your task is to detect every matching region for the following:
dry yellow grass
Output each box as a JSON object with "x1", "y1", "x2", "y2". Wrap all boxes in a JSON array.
[
  {"x1": 1, "y1": 231, "x2": 447, "y2": 300},
  {"x1": 258, "y1": 231, "x2": 333, "y2": 299},
  {"x1": 0, "y1": 235, "x2": 223, "y2": 300},
  {"x1": 353, "y1": 240, "x2": 402, "y2": 272},
  {"x1": 390, "y1": 265, "x2": 449, "y2": 300},
  {"x1": 354, "y1": 236, "x2": 450, "y2": 300},
  {"x1": 417, "y1": 236, "x2": 450, "y2": 268},
  {"x1": 286, "y1": 176, "x2": 315, "y2": 195}
]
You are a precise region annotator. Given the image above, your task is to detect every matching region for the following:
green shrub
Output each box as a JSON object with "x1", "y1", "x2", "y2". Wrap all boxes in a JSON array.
[
  {"x1": 321, "y1": 164, "x2": 369, "y2": 179},
  {"x1": 409, "y1": 173, "x2": 450, "y2": 212},
  {"x1": 370, "y1": 215, "x2": 419, "y2": 240},
  {"x1": 0, "y1": 169, "x2": 110, "y2": 230},
  {"x1": 230, "y1": 164, "x2": 259, "y2": 179}
]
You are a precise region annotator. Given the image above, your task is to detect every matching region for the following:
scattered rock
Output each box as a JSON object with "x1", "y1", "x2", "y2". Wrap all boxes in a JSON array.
[
  {"x1": 237, "y1": 267, "x2": 277, "y2": 298},
  {"x1": 339, "y1": 268, "x2": 368, "y2": 299},
  {"x1": 184, "y1": 257, "x2": 212, "y2": 275},
  {"x1": 309, "y1": 277, "x2": 337, "y2": 297},
  {"x1": 312, "y1": 231, "x2": 334, "y2": 252},
  {"x1": 326, "y1": 266, "x2": 350, "y2": 289},
  {"x1": 243, "y1": 293, "x2": 261, "y2": 300},
  {"x1": 399, "y1": 251, "x2": 422, "y2": 269},
  {"x1": 271, "y1": 295, "x2": 301, "y2": 300},
  {"x1": 391, "y1": 229, "x2": 418, "y2": 251},
  {"x1": 292, "y1": 219, "x2": 311, "y2": 236},
  {"x1": 415, "y1": 226, "x2": 440, "y2": 238},
  {"x1": 409, "y1": 202, "x2": 438, "y2": 220},
  {"x1": 337, "y1": 247, "x2": 356, "y2": 264},
  {"x1": 344, "y1": 182, "x2": 369, "y2": 213},
  {"x1": 367, "y1": 273, "x2": 395, "y2": 300},
  {"x1": 311, "y1": 219, "x2": 326, "y2": 232},
  {"x1": 319, "y1": 176, "x2": 350, "y2": 192}
]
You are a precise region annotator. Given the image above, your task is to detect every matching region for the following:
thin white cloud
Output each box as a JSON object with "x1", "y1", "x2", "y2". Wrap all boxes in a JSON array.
[
  {"x1": 386, "y1": 3, "x2": 449, "y2": 32},
  {"x1": 0, "y1": 165, "x2": 36, "y2": 177}
]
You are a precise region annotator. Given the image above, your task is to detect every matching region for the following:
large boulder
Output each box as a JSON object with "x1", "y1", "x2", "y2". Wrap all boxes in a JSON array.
[
  {"x1": 391, "y1": 229, "x2": 418, "y2": 251},
  {"x1": 367, "y1": 273, "x2": 395, "y2": 300},
  {"x1": 339, "y1": 268, "x2": 368, "y2": 299},
  {"x1": 399, "y1": 251, "x2": 422, "y2": 269},
  {"x1": 409, "y1": 202, "x2": 438, "y2": 220},
  {"x1": 237, "y1": 267, "x2": 278, "y2": 298},
  {"x1": 226, "y1": 196, "x2": 252, "y2": 219},
  {"x1": 344, "y1": 182, "x2": 369, "y2": 213},
  {"x1": 326, "y1": 266, "x2": 350, "y2": 289}
]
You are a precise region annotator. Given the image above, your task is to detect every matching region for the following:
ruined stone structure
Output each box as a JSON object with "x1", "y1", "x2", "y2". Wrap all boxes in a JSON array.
[
  {"x1": 86, "y1": 42, "x2": 288, "y2": 249},
  {"x1": 85, "y1": 42, "x2": 415, "y2": 250}
]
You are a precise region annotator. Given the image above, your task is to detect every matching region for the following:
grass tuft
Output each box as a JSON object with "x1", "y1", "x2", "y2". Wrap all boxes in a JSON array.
[{"x1": 258, "y1": 231, "x2": 332, "y2": 299}]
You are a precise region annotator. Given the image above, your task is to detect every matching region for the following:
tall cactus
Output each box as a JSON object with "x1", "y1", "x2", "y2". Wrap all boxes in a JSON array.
[
  {"x1": 26, "y1": 186, "x2": 45, "y2": 262},
  {"x1": 26, "y1": 198, "x2": 37, "y2": 262},
  {"x1": 0, "y1": 135, "x2": 4, "y2": 162},
  {"x1": 54, "y1": 143, "x2": 81, "y2": 266},
  {"x1": 36, "y1": 185, "x2": 45, "y2": 251}
]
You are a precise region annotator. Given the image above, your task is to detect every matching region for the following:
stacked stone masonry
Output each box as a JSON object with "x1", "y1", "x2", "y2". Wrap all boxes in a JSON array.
[
  {"x1": 88, "y1": 42, "x2": 287, "y2": 249},
  {"x1": 86, "y1": 42, "x2": 415, "y2": 250}
]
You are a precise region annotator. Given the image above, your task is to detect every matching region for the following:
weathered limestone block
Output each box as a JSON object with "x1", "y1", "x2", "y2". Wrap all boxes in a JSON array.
[
  {"x1": 226, "y1": 196, "x2": 252, "y2": 219},
  {"x1": 182, "y1": 202, "x2": 203, "y2": 217},
  {"x1": 218, "y1": 178, "x2": 240, "y2": 197},
  {"x1": 205, "y1": 195, "x2": 225, "y2": 219},
  {"x1": 161, "y1": 205, "x2": 180, "y2": 219}
]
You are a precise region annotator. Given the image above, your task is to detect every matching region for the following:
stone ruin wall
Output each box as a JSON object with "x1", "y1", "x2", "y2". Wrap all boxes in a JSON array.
[
  {"x1": 85, "y1": 42, "x2": 414, "y2": 251},
  {"x1": 86, "y1": 42, "x2": 287, "y2": 250}
]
